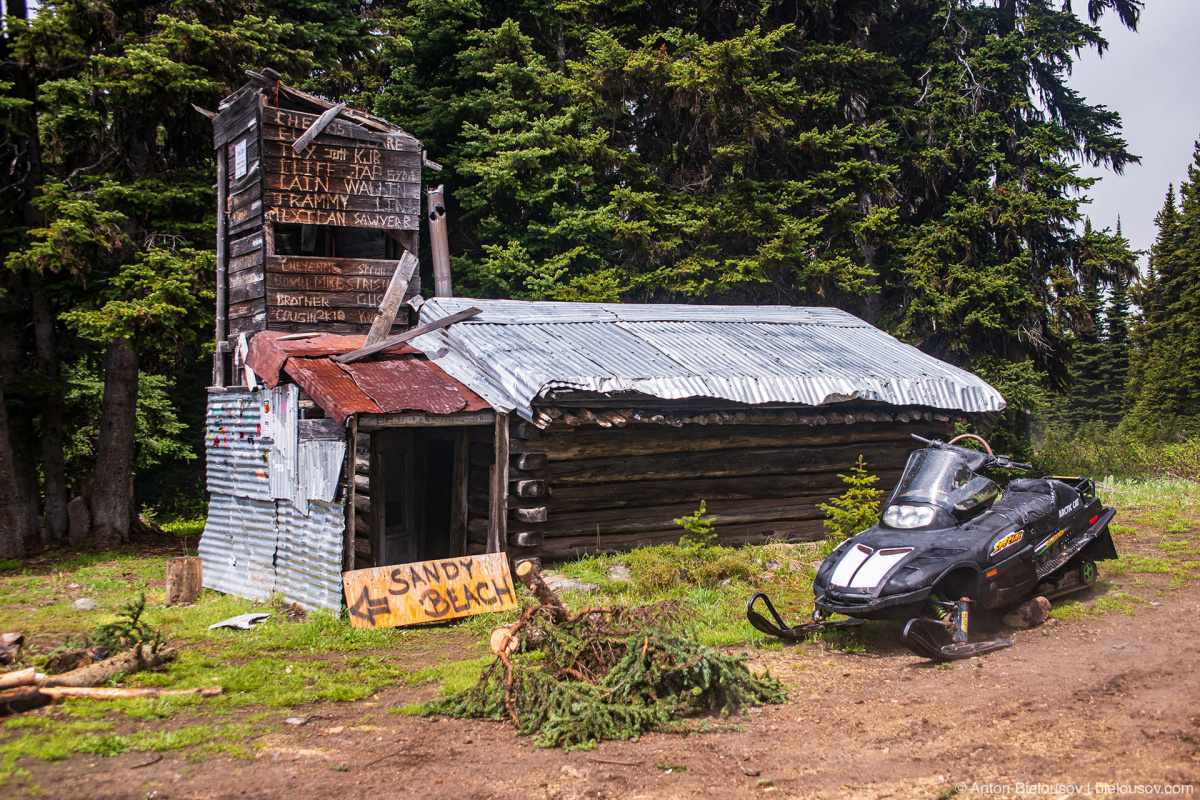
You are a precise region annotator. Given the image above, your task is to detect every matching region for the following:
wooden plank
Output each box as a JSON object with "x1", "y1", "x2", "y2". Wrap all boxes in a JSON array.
[
  {"x1": 451, "y1": 429, "x2": 469, "y2": 558},
  {"x1": 538, "y1": 441, "x2": 913, "y2": 486},
  {"x1": 515, "y1": 471, "x2": 903, "y2": 513},
  {"x1": 469, "y1": 495, "x2": 833, "y2": 538},
  {"x1": 266, "y1": 255, "x2": 404, "y2": 276},
  {"x1": 264, "y1": 119, "x2": 423, "y2": 154},
  {"x1": 229, "y1": 281, "x2": 265, "y2": 305},
  {"x1": 364, "y1": 252, "x2": 419, "y2": 346},
  {"x1": 512, "y1": 453, "x2": 547, "y2": 471},
  {"x1": 228, "y1": 184, "x2": 262, "y2": 214},
  {"x1": 488, "y1": 412, "x2": 509, "y2": 554},
  {"x1": 508, "y1": 531, "x2": 543, "y2": 548},
  {"x1": 265, "y1": 308, "x2": 411, "y2": 330},
  {"x1": 263, "y1": 139, "x2": 421, "y2": 172},
  {"x1": 269, "y1": 207, "x2": 418, "y2": 230},
  {"x1": 229, "y1": 266, "x2": 264, "y2": 290},
  {"x1": 230, "y1": 232, "x2": 264, "y2": 258},
  {"x1": 510, "y1": 520, "x2": 829, "y2": 561},
  {"x1": 265, "y1": 271, "x2": 392, "y2": 293},
  {"x1": 264, "y1": 105, "x2": 381, "y2": 145},
  {"x1": 264, "y1": 190, "x2": 420, "y2": 217},
  {"x1": 356, "y1": 410, "x2": 495, "y2": 430},
  {"x1": 342, "y1": 553, "x2": 518, "y2": 629},
  {"x1": 228, "y1": 206, "x2": 262, "y2": 234},
  {"x1": 334, "y1": 307, "x2": 481, "y2": 364},
  {"x1": 213, "y1": 90, "x2": 259, "y2": 147},
  {"x1": 511, "y1": 507, "x2": 547, "y2": 524},
  {"x1": 344, "y1": 414, "x2": 357, "y2": 571},
  {"x1": 264, "y1": 155, "x2": 421, "y2": 185},
  {"x1": 228, "y1": 296, "x2": 266, "y2": 319},
  {"x1": 264, "y1": 171, "x2": 421, "y2": 201},
  {"x1": 228, "y1": 248, "x2": 264, "y2": 274},
  {"x1": 507, "y1": 422, "x2": 948, "y2": 460},
  {"x1": 293, "y1": 101, "x2": 348, "y2": 153},
  {"x1": 267, "y1": 288, "x2": 392, "y2": 310}
]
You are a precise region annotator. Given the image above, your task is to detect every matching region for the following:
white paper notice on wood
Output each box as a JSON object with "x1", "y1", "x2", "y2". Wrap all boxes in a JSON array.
[
  {"x1": 234, "y1": 139, "x2": 248, "y2": 179},
  {"x1": 342, "y1": 553, "x2": 518, "y2": 629}
]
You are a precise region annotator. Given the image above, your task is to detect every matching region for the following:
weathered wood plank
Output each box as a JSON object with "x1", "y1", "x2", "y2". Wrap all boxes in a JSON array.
[
  {"x1": 269, "y1": 207, "x2": 418, "y2": 230},
  {"x1": 292, "y1": 101, "x2": 348, "y2": 153},
  {"x1": 228, "y1": 266, "x2": 264, "y2": 290},
  {"x1": 264, "y1": 106, "x2": 421, "y2": 150},
  {"x1": 229, "y1": 281, "x2": 266, "y2": 305},
  {"x1": 264, "y1": 171, "x2": 421, "y2": 201},
  {"x1": 267, "y1": 288, "x2": 391, "y2": 311},
  {"x1": 364, "y1": 252, "x2": 419, "y2": 346},
  {"x1": 512, "y1": 453, "x2": 547, "y2": 471},
  {"x1": 230, "y1": 232, "x2": 264, "y2": 258},
  {"x1": 266, "y1": 255, "x2": 405, "y2": 276},
  {"x1": 508, "y1": 422, "x2": 949, "y2": 460},
  {"x1": 511, "y1": 507, "x2": 547, "y2": 524},
  {"x1": 512, "y1": 520, "x2": 829, "y2": 561},
  {"x1": 538, "y1": 441, "x2": 913, "y2": 485},
  {"x1": 451, "y1": 428, "x2": 469, "y2": 558},
  {"x1": 264, "y1": 155, "x2": 420, "y2": 185},
  {"x1": 262, "y1": 139, "x2": 421, "y2": 171},
  {"x1": 265, "y1": 271, "x2": 393, "y2": 293},
  {"x1": 488, "y1": 412, "x2": 510, "y2": 554},
  {"x1": 334, "y1": 307, "x2": 481, "y2": 364},
  {"x1": 228, "y1": 248, "x2": 264, "y2": 274}
]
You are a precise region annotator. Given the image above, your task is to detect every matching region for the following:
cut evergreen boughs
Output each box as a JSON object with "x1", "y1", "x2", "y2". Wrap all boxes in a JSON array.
[{"x1": 426, "y1": 603, "x2": 786, "y2": 751}]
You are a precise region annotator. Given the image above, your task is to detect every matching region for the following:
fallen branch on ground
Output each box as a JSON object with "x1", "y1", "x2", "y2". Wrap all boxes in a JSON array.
[{"x1": 39, "y1": 686, "x2": 221, "y2": 699}]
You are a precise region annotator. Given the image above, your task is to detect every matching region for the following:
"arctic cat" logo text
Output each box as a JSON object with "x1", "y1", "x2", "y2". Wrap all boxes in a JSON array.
[{"x1": 1057, "y1": 498, "x2": 1081, "y2": 518}]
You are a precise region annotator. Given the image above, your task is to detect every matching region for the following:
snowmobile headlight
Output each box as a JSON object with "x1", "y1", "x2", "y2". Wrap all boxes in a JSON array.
[{"x1": 882, "y1": 504, "x2": 936, "y2": 529}]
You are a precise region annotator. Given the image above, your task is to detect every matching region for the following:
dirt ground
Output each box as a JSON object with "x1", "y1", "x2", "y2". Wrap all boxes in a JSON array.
[{"x1": 16, "y1": 578, "x2": 1198, "y2": 799}]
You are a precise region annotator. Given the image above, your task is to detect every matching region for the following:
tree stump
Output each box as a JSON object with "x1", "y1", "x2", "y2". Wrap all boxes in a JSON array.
[
  {"x1": 66, "y1": 496, "x2": 90, "y2": 546},
  {"x1": 1002, "y1": 596, "x2": 1052, "y2": 629},
  {"x1": 165, "y1": 557, "x2": 202, "y2": 606}
]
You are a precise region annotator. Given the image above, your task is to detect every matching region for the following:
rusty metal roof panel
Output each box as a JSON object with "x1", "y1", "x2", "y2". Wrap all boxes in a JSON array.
[
  {"x1": 198, "y1": 492, "x2": 278, "y2": 600},
  {"x1": 275, "y1": 498, "x2": 344, "y2": 612},
  {"x1": 205, "y1": 392, "x2": 272, "y2": 500},
  {"x1": 340, "y1": 358, "x2": 470, "y2": 415},
  {"x1": 285, "y1": 358, "x2": 384, "y2": 425},
  {"x1": 411, "y1": 297, "x2": 1006, "y2": 419}
]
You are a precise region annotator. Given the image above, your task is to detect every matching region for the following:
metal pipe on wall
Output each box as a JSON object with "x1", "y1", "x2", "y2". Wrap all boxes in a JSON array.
[
  {"x1": 213, "y1": 148, "x2": 229, "y2": 387},
  {"x1": 427, "y1": 184, "x2": 452, "y2": 297}
]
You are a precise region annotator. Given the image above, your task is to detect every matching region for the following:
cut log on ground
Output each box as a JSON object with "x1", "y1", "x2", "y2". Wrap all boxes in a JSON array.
[
  {"x1": 40, "y1": 645, "x2": 178, "y2": 688},
  {"x1": 44, "y1": 646, "x2": 109, "y2": 675},
  {"x1": 165, "y1": 556, "x2": 203, "y2": 605},
  {"x1": 0, "y1": 687, "x2": 49, "y2": 717},
  {"x1": 0, "y1": 667, "x2": 38, "y2": 690},
  {"x1": 514, "y1": 560, "x2": 567, "y2": 622}
]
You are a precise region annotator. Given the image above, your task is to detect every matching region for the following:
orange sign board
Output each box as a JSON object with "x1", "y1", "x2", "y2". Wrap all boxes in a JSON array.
[{"x1": 342, "y1": 553, "x2": 518, "y2": 628}]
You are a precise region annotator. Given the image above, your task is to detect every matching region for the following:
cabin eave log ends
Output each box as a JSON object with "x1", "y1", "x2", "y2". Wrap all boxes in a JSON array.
[{"x1": 471, "y1": 413, "x2": 953, "y2": 560}]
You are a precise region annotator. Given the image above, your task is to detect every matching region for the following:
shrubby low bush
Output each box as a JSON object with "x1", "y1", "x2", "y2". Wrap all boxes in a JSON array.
[{"x1": 1035, "y1": 424, "x2": 1200, "y2": 481}]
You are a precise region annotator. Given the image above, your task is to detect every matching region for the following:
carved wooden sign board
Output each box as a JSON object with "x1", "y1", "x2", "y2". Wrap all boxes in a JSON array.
[
  {"x1": 261, "y1": 106, "x2": 421, "y2": 231},
  {"x1": 342, "y1": 553, "x2": 518, "y2": 629}
]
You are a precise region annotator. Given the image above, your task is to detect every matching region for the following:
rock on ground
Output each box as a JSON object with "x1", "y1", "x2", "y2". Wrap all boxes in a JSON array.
[
  {"x1": 1002, "y1": 596, "x2": 1052, "y2": 629},
  {"x1": 542, "y1": 574, "x2": 599, "y2": 594},
  {"x1": 71, "y1": 598, "x2": 98, "y2": 611}
]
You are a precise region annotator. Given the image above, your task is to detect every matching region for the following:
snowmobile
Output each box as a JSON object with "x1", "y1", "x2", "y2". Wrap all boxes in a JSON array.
[{"x1": 747, "y1": 434, "x2": 1118, "y2": 661}]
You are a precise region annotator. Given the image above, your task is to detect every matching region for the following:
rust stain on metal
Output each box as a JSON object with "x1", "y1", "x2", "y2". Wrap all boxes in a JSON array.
[
  {"x1": 285, "y1": 358, "x2": 383, "y2": 424},
  {"x1": 339, "y1": 358, "x2": 467, "y2": 415},
  {"x1": 248, "y1": 330, "x2": 421, "y2": 387}
]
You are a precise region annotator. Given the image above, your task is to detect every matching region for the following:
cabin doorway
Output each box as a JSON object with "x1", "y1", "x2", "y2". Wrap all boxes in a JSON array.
[{"x1": 370, "y1": 428, "x2": 468, "y2": 567}]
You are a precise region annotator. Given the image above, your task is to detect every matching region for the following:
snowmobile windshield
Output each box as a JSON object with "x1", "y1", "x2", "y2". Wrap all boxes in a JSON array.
[{"x1": 889, "y1": 449, "x2": 978, "y2": 510}]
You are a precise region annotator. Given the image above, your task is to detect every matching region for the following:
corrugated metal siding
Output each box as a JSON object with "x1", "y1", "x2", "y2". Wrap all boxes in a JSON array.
[
  {"x1": 199, "y1": 389, "x2": 346, "y2": 613},
  {"x1": 205, "y1": 392, "x2": 272, "y2": 500},
  {"x1": 199, "y1": 493, "x2": 278, "y2": 600},
  {"x1": 412, "y1": 297, "x2": 1006, "y2": 420},
  {"x1": 274, "y1": 499, "x2": 344, "y2": 611}
]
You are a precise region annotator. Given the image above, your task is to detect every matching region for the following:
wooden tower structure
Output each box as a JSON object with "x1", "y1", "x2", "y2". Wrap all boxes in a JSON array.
[{"x1": 209, "y1": 70, "x2": 431, "y2": 385}]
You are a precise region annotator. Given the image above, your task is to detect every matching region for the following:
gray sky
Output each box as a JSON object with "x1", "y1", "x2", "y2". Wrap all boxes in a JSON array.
[{"x1": 1068, "y1": 0, "x2": 1200, "y2": 261}]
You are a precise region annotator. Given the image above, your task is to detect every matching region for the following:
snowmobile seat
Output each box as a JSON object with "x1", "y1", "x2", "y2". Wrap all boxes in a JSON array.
[
  {"x1": 989, "y1": 483, "x2": 1056, "y2": 528},
  {"x1": 1006, "y1": 478, "x2": 1056, "y2": 495}
]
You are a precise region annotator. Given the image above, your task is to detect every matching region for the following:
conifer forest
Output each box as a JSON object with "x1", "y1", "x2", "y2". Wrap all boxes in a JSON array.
[{"x1": 3, "y1": 0, "x2": 1199, "y2": 560}]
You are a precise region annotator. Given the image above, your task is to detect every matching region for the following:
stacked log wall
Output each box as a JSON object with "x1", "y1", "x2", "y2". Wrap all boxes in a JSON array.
[
  {"x1": 464, "y1": 411, "x2": 954, "y2": 562},
  {"x1": 353, "y1": 432, "x2": 372, "y2": 568}
]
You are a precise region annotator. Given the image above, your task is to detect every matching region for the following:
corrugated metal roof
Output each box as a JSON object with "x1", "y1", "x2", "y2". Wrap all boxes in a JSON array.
[{"x1": 412, "y1": 297, "x2": 1006, "y2": 420}]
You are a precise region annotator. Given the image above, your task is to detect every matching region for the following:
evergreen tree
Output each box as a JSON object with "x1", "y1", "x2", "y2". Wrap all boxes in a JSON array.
[
  {"x1": 1128, "y1": 142, "x2": 1200, "y2": 436},
  {"x1": 1098, "y1": 268, "x2": 1132, "y2": 424}
]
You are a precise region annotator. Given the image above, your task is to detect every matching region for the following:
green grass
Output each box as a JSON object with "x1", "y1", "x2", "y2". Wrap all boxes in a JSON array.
[{"x1": 2, "y1": 479, "x2": 1199, "y2": 781}]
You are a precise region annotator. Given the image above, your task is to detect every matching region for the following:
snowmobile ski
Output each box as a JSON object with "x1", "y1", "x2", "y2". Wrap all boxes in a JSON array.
[{"x1": 746, "y1": 592, "x2": 865, "y2": 641}]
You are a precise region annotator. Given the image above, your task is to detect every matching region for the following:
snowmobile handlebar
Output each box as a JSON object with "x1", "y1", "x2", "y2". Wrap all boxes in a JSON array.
[{"x1": 907, "y1": 433, "x2": 1031, "y2": 472}]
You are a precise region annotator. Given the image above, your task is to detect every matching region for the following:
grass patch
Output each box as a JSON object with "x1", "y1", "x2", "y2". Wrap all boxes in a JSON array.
[{"x1": 407, "y1": 655, "x2": 495, "y2": 696}]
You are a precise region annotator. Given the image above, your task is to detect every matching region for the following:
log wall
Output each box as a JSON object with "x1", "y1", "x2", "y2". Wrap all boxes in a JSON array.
[{"x1": 464, "y1": 411, "x2": 953, "y2": 562}]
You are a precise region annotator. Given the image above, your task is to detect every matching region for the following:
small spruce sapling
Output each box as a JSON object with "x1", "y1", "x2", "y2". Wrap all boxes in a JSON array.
[
  {"x1": 818, "y1": 456, "x2": 883, "y2": 547},
  {"x1": 674, "y1": 501, "x2": 717, "y2": 550}
]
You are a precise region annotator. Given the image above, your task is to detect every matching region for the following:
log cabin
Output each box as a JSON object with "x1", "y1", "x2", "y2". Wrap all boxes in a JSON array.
[{"x1": 197, "y1": 76, "x2": 1006, "y2": 611}]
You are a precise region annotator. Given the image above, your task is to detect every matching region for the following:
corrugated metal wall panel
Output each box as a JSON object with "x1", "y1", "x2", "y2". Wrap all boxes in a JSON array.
[
  {"x1": 267, "y1": 384, "x2": 300, "y2": 503},
  {"x1": 275, "y1": 499, "x2": 344, "y2": 612},
  {"x1": 205, "y1": 392, "x2": 272, "y2": 500},
  {"x1": 199, "y1": 493, "x2": 278, "y2": 600},
  {"x1": 299, "y1": 440, "x2": 346, "y2": 502}
]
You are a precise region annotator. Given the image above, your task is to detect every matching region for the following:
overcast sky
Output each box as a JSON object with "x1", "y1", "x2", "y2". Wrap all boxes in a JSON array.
[{"x1": 1068, "y1": 0, "x2": 1200, "y2": 262}]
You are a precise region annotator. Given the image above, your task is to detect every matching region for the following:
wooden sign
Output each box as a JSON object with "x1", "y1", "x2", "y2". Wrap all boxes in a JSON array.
[{"x1": 342, "y1": 553, "x2": 519, "y2": 629}]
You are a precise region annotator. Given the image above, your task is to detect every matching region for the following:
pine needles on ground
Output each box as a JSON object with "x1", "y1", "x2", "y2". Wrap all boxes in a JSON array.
[{"x1": 425, "y1": 604, "x2": 787, "y2": 751}]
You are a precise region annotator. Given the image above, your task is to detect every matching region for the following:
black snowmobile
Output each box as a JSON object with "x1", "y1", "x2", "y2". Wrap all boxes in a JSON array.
[{"x1": 747, "y1": 434, "x2": 1118, "y2": 661}]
